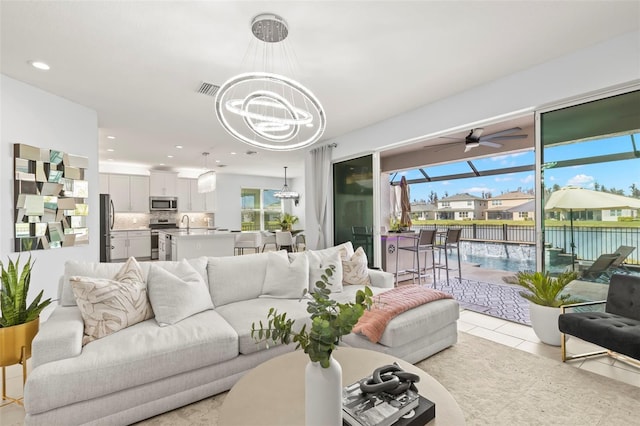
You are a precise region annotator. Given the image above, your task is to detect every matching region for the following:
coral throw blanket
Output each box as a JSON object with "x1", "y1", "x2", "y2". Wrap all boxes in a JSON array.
[{"x1": 353, "y1": 285, "x2": 453, "y2": 343}]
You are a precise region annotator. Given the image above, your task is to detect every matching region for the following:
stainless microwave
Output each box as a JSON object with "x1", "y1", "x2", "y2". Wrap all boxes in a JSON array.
[{"x1": 149, "y1": 196, "x2": 178, "y2": 211}]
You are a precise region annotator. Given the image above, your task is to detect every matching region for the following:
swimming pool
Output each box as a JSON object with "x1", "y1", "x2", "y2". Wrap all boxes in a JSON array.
[{"x1": 447, "y1": 253, "x2": 535, "y2": 273}]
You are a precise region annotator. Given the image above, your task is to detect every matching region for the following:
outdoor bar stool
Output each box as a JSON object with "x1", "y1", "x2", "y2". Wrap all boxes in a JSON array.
[
  {"x1": 435, "y1": 228, "x2": 462, "y2": 285},
  {"x1": 396, "y1": 229, "x2": 437, "y2": 286}
]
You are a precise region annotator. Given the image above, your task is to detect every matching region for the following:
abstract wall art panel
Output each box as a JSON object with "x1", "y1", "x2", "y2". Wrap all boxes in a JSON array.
[{"x1": 13, "y1": 143, "x2": 89, "y2": 252}]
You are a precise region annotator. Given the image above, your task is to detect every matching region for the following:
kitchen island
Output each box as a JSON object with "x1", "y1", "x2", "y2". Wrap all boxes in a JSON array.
[{"x1": 158, "y1": 229, "x2": 236, "y2": 261}]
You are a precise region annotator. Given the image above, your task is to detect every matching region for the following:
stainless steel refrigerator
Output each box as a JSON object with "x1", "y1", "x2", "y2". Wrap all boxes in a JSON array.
[{"x1": 100, "y1": 194, "x2": 115, "y2": 262}]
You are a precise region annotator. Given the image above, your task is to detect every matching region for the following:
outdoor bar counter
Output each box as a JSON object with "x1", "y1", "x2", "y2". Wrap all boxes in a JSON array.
[{"x1": 381, "y1": 231, "x2": 421, "y2": 283}]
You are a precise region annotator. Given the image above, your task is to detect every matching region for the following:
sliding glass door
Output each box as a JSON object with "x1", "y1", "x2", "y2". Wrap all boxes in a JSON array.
[
  {"x1": 333, "y1": 155, "x2": 374, "y2": 266},
  {"x1": 540, "y1": 90, "x2": 640, "y2": 281}
]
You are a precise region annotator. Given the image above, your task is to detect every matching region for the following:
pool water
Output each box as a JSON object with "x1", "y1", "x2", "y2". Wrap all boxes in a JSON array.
[{"x1": 448, "y1": 253, "x2": 535, "y2": 273}]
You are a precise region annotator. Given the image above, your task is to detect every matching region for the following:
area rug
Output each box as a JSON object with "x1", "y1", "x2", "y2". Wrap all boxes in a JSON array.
[
  {"x1": 436, "y1": 277, "x2": 531, "y2": 325},
  {"x1": 135, "y1": 332, "x2": 640, "y2": 425}
]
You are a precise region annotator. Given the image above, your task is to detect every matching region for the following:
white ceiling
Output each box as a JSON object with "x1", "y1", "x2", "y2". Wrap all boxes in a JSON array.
[{"x1": 2, "y1": 1, "x2": 638, "y2": 179}]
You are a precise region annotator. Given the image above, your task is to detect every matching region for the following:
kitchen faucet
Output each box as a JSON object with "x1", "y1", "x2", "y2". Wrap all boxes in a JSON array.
[{"x1": 181, "y1": 214, "x2": 190, "y2": 232}]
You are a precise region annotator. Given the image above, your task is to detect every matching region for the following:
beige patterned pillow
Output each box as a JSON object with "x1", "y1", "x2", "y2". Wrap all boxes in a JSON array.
[
  {"x1": 342, "y1": 246, "x2": 371, "y2": 286},
  {"x1": 71, "y1": 257, "x2": 153, "y2": 345}
]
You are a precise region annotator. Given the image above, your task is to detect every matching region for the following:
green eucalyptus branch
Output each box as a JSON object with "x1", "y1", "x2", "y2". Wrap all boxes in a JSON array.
[{"x1": 251, "y1": 264, "x2": 373, "y2": 368}]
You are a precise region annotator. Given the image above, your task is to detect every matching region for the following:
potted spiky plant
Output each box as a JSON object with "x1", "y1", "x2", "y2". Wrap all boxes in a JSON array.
[
  {"x1": 1, "y1": 256, "x2": 51, "y2": 372},
  {"x1": 503, "y1": 270, "x2": 580, "y2": 346}
]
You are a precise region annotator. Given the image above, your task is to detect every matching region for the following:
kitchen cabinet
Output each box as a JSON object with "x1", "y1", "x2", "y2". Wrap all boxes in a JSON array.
[
  {"x1": 110, "y1": 230, "x2": 151, "y2": 261},
  {"x1": 178, "y1": 178, "x2": 216, "y2": 212},
  {"x1": 110, "y1": 231, "x2": 128, "y2": 260},
  {"x1": 128, "y1": 230, "x2": 151, "y2": 258},
  {"x1": 150, "y1": 171, "x2": 178, "y2": 197},
  {"x1": 103, "y1": 173, "x2": 150, "y2": 212}
]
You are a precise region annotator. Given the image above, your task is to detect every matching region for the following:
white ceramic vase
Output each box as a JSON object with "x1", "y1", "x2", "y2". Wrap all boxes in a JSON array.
[
  {"x1": 529, "y1": 302, "x2": 562, "y2": 346},
  {"x1": 305, "y1": 355, "x2": 343, "y2": 426}
]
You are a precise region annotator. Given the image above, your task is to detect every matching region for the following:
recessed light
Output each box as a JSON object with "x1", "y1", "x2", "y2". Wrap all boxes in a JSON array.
[
  {"x1": 160, "y1": 163, "x2": 165, "y2": 166},
  {"x1": 107, "y1": 148, "x2": 115, "y2": 152},
  {"x1": 108, "y1": 158, "x2": 114, "y2": 161},
  {"x1": 167, "y1": 155, "x2": 174, "y2": 158},
  {"x1": 215, "y1": 160, "x2": 221, "y2": 163},
  {"x1": 230, "y1": 152, "x2": 237, "y2": 155},
  {"x1": 175, "y1": 145, "x2": 183, "y2": 149},
  {"x1": 107, "y1": 136, "x2": 116, "y2": 139},
  {"x1": 29, "y1": 60, "x2": 50, "y2": 70}
]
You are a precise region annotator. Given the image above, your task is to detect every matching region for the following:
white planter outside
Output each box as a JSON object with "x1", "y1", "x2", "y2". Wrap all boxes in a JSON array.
[
  {"x1": 305, "y1": 355, "x2": 343, "y2": 426},
  {"x1": 529, "y1": 302, "x2": 562, "y2": 346}
]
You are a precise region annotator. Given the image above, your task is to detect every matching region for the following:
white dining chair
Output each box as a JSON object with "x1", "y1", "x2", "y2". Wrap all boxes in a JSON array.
[
  {"x1": 261, "y1": 231, "x2": 277, "y2": 252},
  {"x1": 275, "y1": 231, "x2": 296, "y2": 252}
]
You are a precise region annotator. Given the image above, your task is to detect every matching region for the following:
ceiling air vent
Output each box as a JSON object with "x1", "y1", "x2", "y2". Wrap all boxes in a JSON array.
[{"x1": 197, "y1": 81, "x2": 220, "y2": 97}]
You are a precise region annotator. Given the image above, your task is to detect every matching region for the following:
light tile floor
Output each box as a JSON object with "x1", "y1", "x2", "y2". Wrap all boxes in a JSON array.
[
  {"x1": 459, "y1": 309, "x2": 640, "y2": 389},
  {"x1": 2, "y1": 309, "x2": 637, "y2": 424}
]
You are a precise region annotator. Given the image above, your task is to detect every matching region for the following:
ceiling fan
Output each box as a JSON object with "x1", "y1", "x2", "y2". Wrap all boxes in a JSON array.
[{"x1": 438, "y1": 127, "x2": 528, "y2": 152}]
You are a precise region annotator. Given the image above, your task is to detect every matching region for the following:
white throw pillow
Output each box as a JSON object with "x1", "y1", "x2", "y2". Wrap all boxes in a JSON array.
[
  {"x1": 342, "y1": 246, "x2": 371, "y2": 286},
  {"x1": 307, "y1": 250, "x2": 343, "y2": 293},
  {"x1": 146, "y1": 260, "x2": 214, "y2": 326},
  {"x1": 261, "y1": 250, "x2": 309, "y2": 299},
  {"x1": 70, "y1": 257, "x2": 153, "y2": 345}
]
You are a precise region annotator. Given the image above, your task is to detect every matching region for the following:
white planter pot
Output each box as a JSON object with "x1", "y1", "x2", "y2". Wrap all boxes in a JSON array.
[
  {"x1": 305, "y1": 355, "x2": 343, "y2": 426},
  {"x1": 529, "y1": 302, "x2": 562, "y2": 346}
]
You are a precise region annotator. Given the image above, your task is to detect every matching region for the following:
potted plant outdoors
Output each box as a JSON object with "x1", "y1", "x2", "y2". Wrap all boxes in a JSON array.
[
  {"x1": 1, "y1": 256, "x2": 51, "y2": 396},
  {"x1": 279, "y1": 213, "x2": 299, "y2": 232},
  {"x1": 251, "y1": 265, "x2": 373, "y2": 426},
  {"x1": 503, "y1": 270, "x2": 580, "y2": 346}
]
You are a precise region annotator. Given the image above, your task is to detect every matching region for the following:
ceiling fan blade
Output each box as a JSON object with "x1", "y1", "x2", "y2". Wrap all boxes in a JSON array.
[
  {"x1": 479, "y1": 141, "x2": 503, "y2": 148},
  {"x1": 469, "y1": 128, "x2": 484, "y2": 139},
  {"x1": 482, "y1": 134, "x2": 528, "y2": 142},
  {"x1": 479, "y1": 127, "x2": 522, "y2": 140}
]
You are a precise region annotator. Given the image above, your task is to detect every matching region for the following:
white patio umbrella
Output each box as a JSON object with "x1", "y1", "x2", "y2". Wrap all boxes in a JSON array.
[
  {"x1": 544, "y1": 186, "x2": 640, "y2": 266},
  {"x1": 390, "y1": 184, "x2": 402, "y2": 218}
]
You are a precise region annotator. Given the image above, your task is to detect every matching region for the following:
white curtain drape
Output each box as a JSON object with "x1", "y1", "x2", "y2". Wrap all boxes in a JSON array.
[{"x1": 310, "y1": 144, "x2": 333, "y2": 248}]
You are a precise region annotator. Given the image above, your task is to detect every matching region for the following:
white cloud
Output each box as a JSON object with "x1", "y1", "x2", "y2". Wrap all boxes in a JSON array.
[
  {"x1": 567, "y1": 174, "x2": 595, "y2": 188},
  {"x1": 495, "y1": 176, "x2": 513, "y2": 182},
  {"x1": 464, "y1": 186, "x2": 494, "y2": 194},
  {"x1": 521, "y1": 175, "x2": 534, "y2": 184},
  {"x1": 441, "y1": 181, "x2": 451, "y2": 186},
  {"x1": 548, "y1": 175, "x2": 556, "y2": 181}
]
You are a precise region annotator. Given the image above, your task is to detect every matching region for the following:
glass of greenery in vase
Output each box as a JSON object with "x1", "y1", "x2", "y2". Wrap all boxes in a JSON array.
[{"x1": 251, "y1": 265, "x2": 373, "y2": 426}]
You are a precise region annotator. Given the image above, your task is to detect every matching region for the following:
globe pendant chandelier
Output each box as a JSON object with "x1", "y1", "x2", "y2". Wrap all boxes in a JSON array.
[
  {"x1": 197, "y1": 152, "x2": 216, "y2": 193},
  {"x1": 274, "y1": 166, "x2": 299, "y2": 200},
  {"x1": 215, "y1": 13, "x2": 326, "y2": 151}
]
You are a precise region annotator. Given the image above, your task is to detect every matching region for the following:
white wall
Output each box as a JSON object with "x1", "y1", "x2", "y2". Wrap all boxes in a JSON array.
[
  {"x1": 304, "y1": 31, "x2": 640, "y2": 252},
  {"x1": 214, "y1": 173, "x2": 304, "y2": 230},
  {"x1": 1, "y1": 75, "x2": 98, "y2": 304}
]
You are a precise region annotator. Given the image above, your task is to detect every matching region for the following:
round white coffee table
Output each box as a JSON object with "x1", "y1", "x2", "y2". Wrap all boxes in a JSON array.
[{"x1": 219, "y1": 347, "x2": 465, "y2": 425}]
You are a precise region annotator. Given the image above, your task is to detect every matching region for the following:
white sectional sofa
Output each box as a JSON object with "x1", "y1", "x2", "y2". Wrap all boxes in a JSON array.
[{"x1": 24, "y1": 243, "x2": 459, "y2": 425}]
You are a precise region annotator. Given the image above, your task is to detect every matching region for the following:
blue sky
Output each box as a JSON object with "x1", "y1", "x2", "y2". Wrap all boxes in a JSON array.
[{"x1": 399, "y1": 133, "x2": 640, "y2": 202}]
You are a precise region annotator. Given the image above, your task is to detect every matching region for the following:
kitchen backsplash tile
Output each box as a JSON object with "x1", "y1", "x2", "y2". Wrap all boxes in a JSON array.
[
  {"x1": 113, "y1": 213, "x2": 150, "y2": 230},
  {"x1": 114, "y1": 212, "x2": 215, "y2": 229}
]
